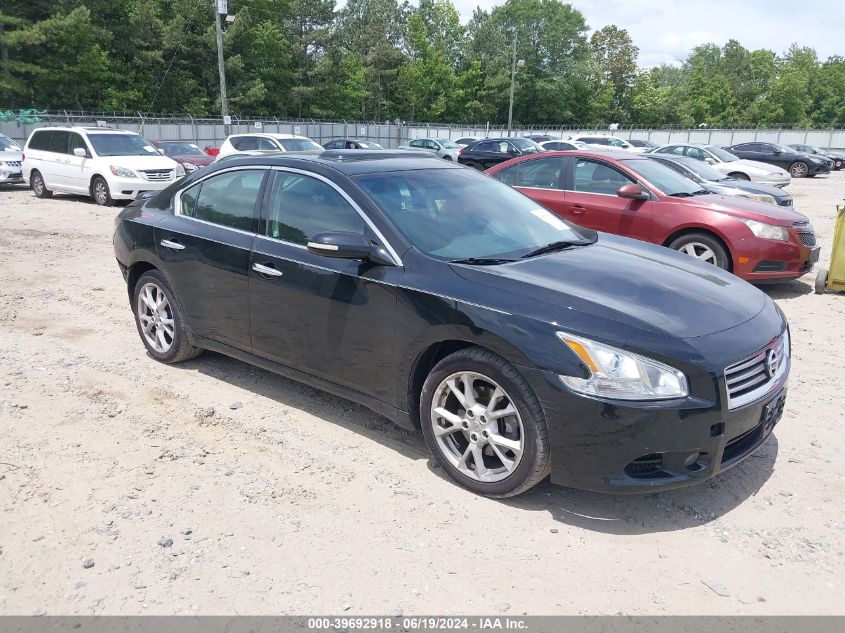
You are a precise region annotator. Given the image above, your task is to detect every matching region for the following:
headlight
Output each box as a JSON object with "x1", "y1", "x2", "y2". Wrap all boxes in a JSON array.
[
  {"x1": 175, "y1": 163, "x2": 186, "y2": 177},
  {"x1": 739, "y1": 218, "x2": 789, "y2": 241},
  {"x1": 556, "y1": 332, "x2": 688, "y2": 400},
  {"x1": 183, "y1": 162, "x2": 198, "y2": 172},
  {"x1": 742, "y1": 193, "x2": 776, "y2": 205},
  {"x1": 110, "y1": 165, "x2": 137, "y2": 178}
]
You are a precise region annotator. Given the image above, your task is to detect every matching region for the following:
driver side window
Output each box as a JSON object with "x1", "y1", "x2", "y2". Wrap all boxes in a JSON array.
[{"x1": 573, "y1": 160, "x2": 634, "y2": 195}]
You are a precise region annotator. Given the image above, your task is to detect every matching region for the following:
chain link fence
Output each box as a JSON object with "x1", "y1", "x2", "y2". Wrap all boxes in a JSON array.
[{"x1": 2, "y1": 110, "x2": 844, "y2": 151}]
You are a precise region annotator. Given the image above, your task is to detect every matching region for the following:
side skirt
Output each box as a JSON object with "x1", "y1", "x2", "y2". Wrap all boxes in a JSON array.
[{"x1": 195, "y1": 336, "x2": 416, "y2": 432}]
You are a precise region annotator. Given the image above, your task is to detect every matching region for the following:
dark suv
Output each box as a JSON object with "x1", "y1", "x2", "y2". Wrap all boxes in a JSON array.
[
  {"x1": 725, "y1": 142, "x2": 832, "y2": 178},
  {"x1": 458, "y1": 138, "x2": 543, "y2": 170}
]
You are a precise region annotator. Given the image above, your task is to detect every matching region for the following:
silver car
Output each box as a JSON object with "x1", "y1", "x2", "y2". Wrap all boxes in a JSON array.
[
  {"x1": 0, "y1": 134, "x2": 24, "y2": 185},
  {"x1": 650, "y1": 143, "x2": 791, "y2": 187},
  {"x1": 399, "y1": 138, "x2": 462, "y2": 161}
]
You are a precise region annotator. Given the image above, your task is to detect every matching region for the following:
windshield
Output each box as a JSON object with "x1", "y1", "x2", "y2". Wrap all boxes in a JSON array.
[
  {"x1": 0, "y1": 136, "x2": 22, "y2": 151},
  {"x1": 279, "y1": 138, "x2": 323, "y2": 151},
  {"x1": 511, "y1": 138, "x2": 543, "y2": 152},
  {"x1": 436, "y1": 139, "x2": 460, "y2": 149},
  {"x1": 705, "y1": 146, "x2": 739, "y2": 162},
  {"x1": 673, "y1": 158, "x2": 728, "y2": 182},
  {"x1": 773, "y1": 144, "x2": 795, "y2": 154},
  {"x1": 159, "y1": 142, "x2": 206, "y2": 156},
  {"x1": 88, "y1": 133, "x2": 159, "y2": 157},
  {"x1": 355, "y1": 168, "x2": 593, "y2": 260},
  {"x1": 621, "y1": 159, "x2": 701, "y2": 196}
]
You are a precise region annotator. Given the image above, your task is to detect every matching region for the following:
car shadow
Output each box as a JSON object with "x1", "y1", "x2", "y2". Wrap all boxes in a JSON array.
[
  {"x1": 759, "y1": 279, "x2": 813, "y2": 299},
  {"x1": 174, "y1": 350, "x2": 428, "y2": 463},
  {"x1": 171, "y1": 350, "x2": 777, "y2": 535}
]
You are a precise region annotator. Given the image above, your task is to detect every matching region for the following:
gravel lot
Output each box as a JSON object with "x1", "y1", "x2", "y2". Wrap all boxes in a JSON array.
[{"x1": 1, "y1": 173, "x2": 843, "y2": 616}]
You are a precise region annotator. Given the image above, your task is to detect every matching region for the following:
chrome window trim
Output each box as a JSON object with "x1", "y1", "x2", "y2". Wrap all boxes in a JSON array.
[{"x1": 268, "y1": 166, "x2": 403, "y2": 267}]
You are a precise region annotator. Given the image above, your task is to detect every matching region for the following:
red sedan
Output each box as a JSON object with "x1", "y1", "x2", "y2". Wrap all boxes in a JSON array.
[{"x1": 485, "y1": 151, "x2": 819, "y2": 282}]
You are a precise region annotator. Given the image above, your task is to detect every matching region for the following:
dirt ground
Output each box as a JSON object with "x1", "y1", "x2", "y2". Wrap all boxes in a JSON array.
[{"x1": 0, "y1": 172, "x2": 843, "y2": 616}]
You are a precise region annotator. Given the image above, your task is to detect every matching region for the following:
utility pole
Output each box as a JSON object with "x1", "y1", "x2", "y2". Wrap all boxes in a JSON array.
[
  {"x1": 214, "y1": 0, "x2": 230, "y2": 137},
  {"x1": 507, "y1": 30, "x2": 523, "y2": 138}
]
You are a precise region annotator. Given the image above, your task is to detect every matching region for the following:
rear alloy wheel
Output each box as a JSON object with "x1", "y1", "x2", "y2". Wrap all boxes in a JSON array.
[
  {"x1": 789, "y1": 161, "x2": 808, "y2": 178},
  {"x1": 31, "y1": 170, "x2": 53, "y2": 198},
  {"x1": 420, "y1": 347, "x2": 550, "y2": 497},
  {"x1": 668, "y1": 232, "x2": 730, "y2": 270},
  {"x1": 133, "y1": 270, "x2": 202, "y2": 363},
  {"x1": 92, "y1": 176, "x2": 114, "y2": 206}
]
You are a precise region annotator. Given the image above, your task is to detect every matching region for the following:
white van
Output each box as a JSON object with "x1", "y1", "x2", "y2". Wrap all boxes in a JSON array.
[{"x1": 22, "y1": 127, "x2": 184, "y2": 205}]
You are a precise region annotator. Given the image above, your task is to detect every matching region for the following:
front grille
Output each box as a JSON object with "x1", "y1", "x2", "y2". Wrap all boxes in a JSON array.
[
  {"x1": 792, "y1": 221, "x2": 816, "y2": 247},
  {"x1": 140, "y1": 169, "x2": 174, "y2": 182},
  {"x1": 2, "y1": 160, "x2": 22, "y2": 169},
  {"x1": 724, "y1": 331, "x2": 788, "y2": 410}
]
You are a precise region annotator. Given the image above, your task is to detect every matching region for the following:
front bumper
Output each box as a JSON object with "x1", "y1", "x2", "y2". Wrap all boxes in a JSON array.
[
  {"x1": 757, "y1": 174, "x2": 790, "y2": 188},
  {"x1": 807, "y1": 162, "x2": 831, "y2": 176},
  {"x1": 732, "y1": 230, "x2": 818, "y2": 282},
  {"x1": 107, "y1": 175, "x2": 180, "y2": 200},
  {"x1": 0, "y1": 169, "x2": 23, "y2": 184},
  {"x1": 521, "y1": 353, "x2": 788, "y2": 494}
]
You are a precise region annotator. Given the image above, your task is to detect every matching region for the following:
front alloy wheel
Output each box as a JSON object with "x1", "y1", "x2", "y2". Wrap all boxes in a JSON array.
[
  {"x1": 420, "y1": 346, "x2": 550, "y2": 497},
  {"x1": 789, "y1": 161, "x2": 808, "y2": 178},
  {"x1": 430, "y1": 371, "x2": 524, "y2": 483}
]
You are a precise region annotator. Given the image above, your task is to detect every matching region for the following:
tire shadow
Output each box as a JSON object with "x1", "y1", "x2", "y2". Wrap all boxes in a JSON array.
[{"x1": 759, "y1": 279, "x2": 813, "y2": 300}]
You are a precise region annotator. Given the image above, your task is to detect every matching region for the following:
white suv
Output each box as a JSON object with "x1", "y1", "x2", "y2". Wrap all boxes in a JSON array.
[
  {"x1": 216, "y1": 133, "x2": 323, "y2": 159},
  {"x1": 22, "y1": 127, "x2": 184, "y2": 206},
  {"x1": 567, "y1": 134, "x2": 643, "y2": 152}
]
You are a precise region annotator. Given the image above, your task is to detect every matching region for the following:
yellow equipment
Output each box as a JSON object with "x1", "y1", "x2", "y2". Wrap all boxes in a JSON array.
[{"x1": 816, "y1": 204, "x2": 845, "y2": 294}]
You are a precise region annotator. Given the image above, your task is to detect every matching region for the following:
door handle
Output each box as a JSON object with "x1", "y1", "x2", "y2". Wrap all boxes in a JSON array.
[
  {"x1": 160, "y1": 238, "x2": 185, "y2": 250},
  {"x1": 570, "y1": 205, "x2": 586, "y2": 214},
  {"x1": 252, "y1": 262, "x2": 283, "y2": 277}
]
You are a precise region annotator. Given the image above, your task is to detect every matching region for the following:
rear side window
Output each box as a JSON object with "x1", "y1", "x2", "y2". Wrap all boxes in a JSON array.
[
  {"x1": 496, "y1": 157, "x2": 563, "y2": 189},
  {"x1": 231, "y1": 137, "x2": 256, "y2": 150},
  {"x1": 48, "y1": 131, "x2": 70, "y2": 154},
  {"x1": 266, "y1": 172, "x2": 365, "y2": 245},
  {"x1": 324, "y1": 140, "x2": 343, "y2": 149},
  {"x1": 28, "y1": 130, "x2": 53, "y2": 151},
  {"x1": 180, "y1": 169, "x2": 264, "y2": 231}
]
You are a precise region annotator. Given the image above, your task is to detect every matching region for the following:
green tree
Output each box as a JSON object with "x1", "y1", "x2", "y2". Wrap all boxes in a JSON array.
[{"x1": 590, "y1": 25, "x2": 638, "y2": 122}]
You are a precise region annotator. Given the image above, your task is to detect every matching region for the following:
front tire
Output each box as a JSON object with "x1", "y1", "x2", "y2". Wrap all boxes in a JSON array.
[
  {"x1": 31, "y1": 170, "x2": 53, "y2": 198},
  {"x1": 668, "y1": 232, "x2": 731, "y2": 270},
  {"x1": 132, "y1": 270, "x2": 202, "y2": 363},
  {"x1": 92, "y1": 176, "x2": 114, "y2": 206},
  {"x1": 789, "y1": 161, "x2": 808, "y2": 178},
  {"x1": 420, "y1": 347, "x2": 550, "y2": 497}
]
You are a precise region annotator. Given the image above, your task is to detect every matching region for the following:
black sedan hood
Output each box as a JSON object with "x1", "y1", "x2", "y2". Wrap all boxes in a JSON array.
[{"x1": 450, "y1": 233, "x2": 767, "y2": 340}]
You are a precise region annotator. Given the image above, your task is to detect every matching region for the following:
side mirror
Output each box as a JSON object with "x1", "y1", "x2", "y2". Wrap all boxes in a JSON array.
[
  {"x1": 704, "y1": 157, "x2": 716, "y2": 165},
  {"x1": 772, "y1": 149, "x2": 782, "y2": 155},
  {"x1": 306, "y1": 232, "x2": 394, "y2": 266},
  {"x1": 73, "y1": 147, "x2": 87, "y2": 157},
  {"x1": 507, "y1": 147, "x2": 520, "y2": 156},
  {"x1": 617, "y1": 183, "x2": 649, "y2": 200}
]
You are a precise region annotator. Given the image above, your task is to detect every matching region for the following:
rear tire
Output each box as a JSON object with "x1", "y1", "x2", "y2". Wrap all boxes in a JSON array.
[
  {"x1": 420, "y1": 346, "x2": 550, "y2": 498},
  {"x1": 31, "y1": 170, "x2": 53, "y2": 198},
  {"x1": 132, "y1": 270, "x2": 203, "y2": 364},
  {"x1": 92, "y1": 176, "x2": 114, "y2": 206},
  {"x1": 668, "y1": 232, "x2": 731, "y2": 270}
]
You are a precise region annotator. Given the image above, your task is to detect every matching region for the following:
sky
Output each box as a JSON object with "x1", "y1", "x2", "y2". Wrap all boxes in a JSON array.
[{"x1": 448, "y1": 0, "x2": 845, "y2": 67}]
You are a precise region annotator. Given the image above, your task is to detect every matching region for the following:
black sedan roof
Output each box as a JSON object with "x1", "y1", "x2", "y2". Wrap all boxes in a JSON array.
[{"x1": 205, "y1": 149, "x2": 450, "y2": 176}]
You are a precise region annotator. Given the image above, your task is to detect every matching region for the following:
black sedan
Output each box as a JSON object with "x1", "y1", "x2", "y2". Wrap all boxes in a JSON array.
[
  {"x1": 788, "y1": 144, "x2": 844, "y2": 170},
  {"x1": 114, "y1": 151, "x2": 790, "y2": 496},
  {"x1": 725, "y1": 142, "x2": 832, "y2": 178},
  {"x1": 458, "y1": 137, "x2": 543, "y2": 170},
  {"x1": 647, "y1": 153, "x2": 794, "y2": 207}
]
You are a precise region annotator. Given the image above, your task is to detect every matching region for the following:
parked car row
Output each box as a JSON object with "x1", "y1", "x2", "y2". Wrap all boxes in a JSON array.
[{"x1": 113, "y1": 148, "x2": 794, "y2": 497}]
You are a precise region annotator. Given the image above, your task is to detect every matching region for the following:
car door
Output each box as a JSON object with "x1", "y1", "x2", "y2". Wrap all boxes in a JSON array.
[
  {"x1": 64, "y1": 132, "x2": 94, "y2": 193},
  {"x1": 756, "y1": 143, "x2": 790, "y2": 169},
  {"x1": 249, "y1": 169, "x2": 398, "y2": 402},
  {"x1": 43, "y1": 130, "x2": 70, "y2": 189},
  {"x1": 493, "y1": 157, "x2": 566, "y2": 217},
  {"x1": 154, "y1": 167, "x2": 268, "y2": 351},
  {"x1": 560, "y1": 157, "x2": 653, "y2": 239}
]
